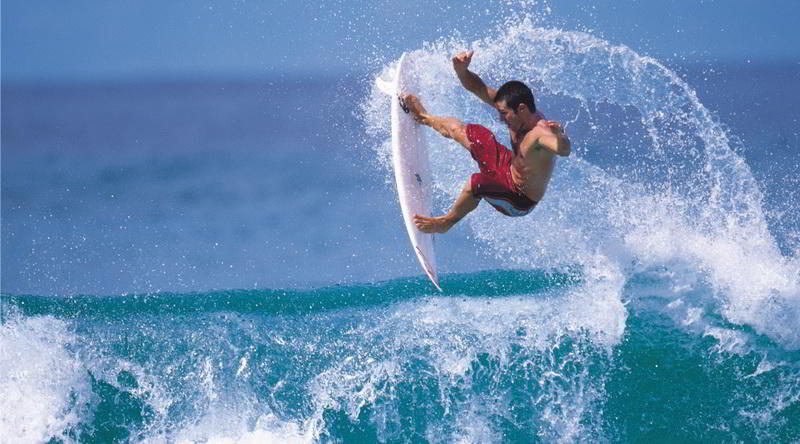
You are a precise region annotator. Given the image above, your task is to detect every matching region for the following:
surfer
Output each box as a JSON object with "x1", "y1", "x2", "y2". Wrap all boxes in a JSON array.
[{"x1": 402, "y1": 50, "x2": 571, "y2": 233}]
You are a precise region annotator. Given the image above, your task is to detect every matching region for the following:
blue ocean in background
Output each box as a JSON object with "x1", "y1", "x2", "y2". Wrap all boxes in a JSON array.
[{"x1": 3, "y1": 19, "x2": 800, "y2": 443}]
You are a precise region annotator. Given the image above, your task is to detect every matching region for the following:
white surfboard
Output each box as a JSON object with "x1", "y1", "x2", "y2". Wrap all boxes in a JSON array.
[{"x1": 376, "y1": 53, "x2": 441, "y2": 291}]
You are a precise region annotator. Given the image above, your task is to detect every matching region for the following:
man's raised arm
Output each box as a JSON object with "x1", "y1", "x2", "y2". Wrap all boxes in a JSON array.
[{"x1": 452, "y1": 50, "x2": 497, "y2": 107}]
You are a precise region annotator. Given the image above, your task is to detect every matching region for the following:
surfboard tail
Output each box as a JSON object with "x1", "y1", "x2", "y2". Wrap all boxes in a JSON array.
[
  {"x1": 415, "y1": 246, "x2": 442, "y2": 291},
  {"x1": 429, "y1": 275, "x2": 442, "y2": 291}
]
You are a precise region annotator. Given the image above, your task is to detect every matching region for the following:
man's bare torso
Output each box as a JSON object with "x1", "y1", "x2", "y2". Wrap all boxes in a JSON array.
[{"x1": 509, "y1": 115, "x2": 557, "y2": 202}]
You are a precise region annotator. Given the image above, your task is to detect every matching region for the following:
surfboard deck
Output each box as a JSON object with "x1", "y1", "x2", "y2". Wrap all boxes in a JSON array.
[{"x1": 377, "y1": 53, "x2": 441, "y2": 291}]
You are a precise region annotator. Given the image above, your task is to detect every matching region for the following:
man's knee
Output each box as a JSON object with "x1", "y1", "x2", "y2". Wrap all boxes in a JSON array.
[
  {"x1": 463, "y1": 179, "x2": 480, "y2": 199},
  {"x1": 448, "y1": 120, "x2": 463, "y2": 133},
  {"x1": 444, "y1": 119, "x2": 465, "y2": 138},
  {"x1": 448, "y1": 121, "x2": 471, "y2": 149}
]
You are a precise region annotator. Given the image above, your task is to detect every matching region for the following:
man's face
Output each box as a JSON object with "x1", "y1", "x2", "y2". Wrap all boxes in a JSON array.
[{"x1": 495, "y1": 100, "x2": 520, "y2": 131}]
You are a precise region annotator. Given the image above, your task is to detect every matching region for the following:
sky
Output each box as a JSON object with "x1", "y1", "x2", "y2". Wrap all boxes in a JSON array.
[{"x1": 2, "y1": 0, "x2": 799, "y2": 83}]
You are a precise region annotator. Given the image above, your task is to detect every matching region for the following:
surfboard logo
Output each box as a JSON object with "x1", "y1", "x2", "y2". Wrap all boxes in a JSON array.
[{"x1": 415, "y1": 173, "x2": 422, "y2": 185}]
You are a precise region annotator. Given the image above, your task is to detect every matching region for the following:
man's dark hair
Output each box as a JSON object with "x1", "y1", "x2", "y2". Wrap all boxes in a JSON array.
[{"x1": 494, "y1": 80, "x2": 535, "y2": 113}]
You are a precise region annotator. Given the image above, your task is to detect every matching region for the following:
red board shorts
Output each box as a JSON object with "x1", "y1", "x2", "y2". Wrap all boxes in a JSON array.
[{"x1": 466, "y1": 124, "x2": 537, "y2": 217}]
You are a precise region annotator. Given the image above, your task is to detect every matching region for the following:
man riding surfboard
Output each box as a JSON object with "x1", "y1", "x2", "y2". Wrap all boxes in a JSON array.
[{"x1": 401, "y1": 50, "x2": 571, "y2": 233}]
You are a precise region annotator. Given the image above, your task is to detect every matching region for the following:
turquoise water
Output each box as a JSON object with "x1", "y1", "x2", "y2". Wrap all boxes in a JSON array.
[
  {"x1": 4, "y1": 270, "x2": 799, "y2": 442},
  {"x1": 3, "y1": 7, "x2": 800, "y2": 443}
]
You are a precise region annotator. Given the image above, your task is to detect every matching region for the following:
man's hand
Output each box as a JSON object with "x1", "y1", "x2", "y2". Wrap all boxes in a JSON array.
[
  {"x1": 451, "y1": 50, "x2": 497, "y2": 106},
  {"x1": 452, "y1": 50, "x2": 474, "y2": 75},
  {"x1": 413, "y1": 214, "x2": 454, "y2": 233}
]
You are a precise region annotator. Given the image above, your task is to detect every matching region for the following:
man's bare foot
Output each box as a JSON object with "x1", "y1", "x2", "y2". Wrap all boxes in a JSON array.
[
  {"x1": 413, "y1": 214, "x2": 453, "y2": 233},
  {"x1": 399, "y1": 93, "x2": 427, "y2": 121}
]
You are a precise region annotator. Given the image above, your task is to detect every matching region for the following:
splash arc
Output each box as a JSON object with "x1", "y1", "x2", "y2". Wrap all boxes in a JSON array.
[{"x1": 376, "y1": 52, "x2": 441, "y2": 291}]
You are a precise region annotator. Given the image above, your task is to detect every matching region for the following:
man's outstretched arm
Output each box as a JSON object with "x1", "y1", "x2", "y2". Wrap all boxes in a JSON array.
[
  {"x1": 452, "y1": 50, "x2": 497, "y2": 107},
  {"x1": 414, "y1": 179, "x2": 480, "y2": 233}
]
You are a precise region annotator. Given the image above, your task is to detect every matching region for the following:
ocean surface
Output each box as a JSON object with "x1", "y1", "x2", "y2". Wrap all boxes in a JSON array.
[{"x1": 3, "y1": 18, "x2": 800, "y2": 444}]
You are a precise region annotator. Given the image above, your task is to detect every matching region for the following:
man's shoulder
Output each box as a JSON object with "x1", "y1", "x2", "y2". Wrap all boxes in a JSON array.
[{"x1": 522, "y1": 125, "x2": 553, "y2": 150}]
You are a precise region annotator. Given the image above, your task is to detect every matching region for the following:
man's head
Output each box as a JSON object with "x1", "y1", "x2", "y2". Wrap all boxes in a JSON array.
[{"x1": 493, "y1": 80, "x2": 536, "y2": 131}]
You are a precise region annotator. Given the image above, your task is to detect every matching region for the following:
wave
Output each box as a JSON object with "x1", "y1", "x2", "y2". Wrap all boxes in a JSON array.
[
  {"x1": 5, "y1": 269, "x2": 580, "y2": 318},
  {"x1": 2, "y1": 268, "x2": 798, "y2": 443},
  {"x1": 1, "y1": 269, "x2": 614, "y2": 443}
]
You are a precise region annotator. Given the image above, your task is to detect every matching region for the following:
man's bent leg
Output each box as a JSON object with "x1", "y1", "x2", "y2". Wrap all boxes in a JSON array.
[
  {"x1": 414, "y1": 180, "x2": 479, "y2": 233},
  {"x1": 400, "y1": 94, "x2": 471, "y2": 150},
  {"x1": 417, "y1": 114, "x2": 471, "y2": 151}
]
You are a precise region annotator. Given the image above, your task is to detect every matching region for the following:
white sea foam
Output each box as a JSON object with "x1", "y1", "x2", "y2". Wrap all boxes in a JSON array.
[
  {"x1": 305, "y1": 278, "x2": 622, "y2": 442},
  {"x1": 167, "y1": 412, "x2": 313, "y2": 444},
  {"x1": 0, "y1": 314, "x2": 89, "y2": 444}
]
